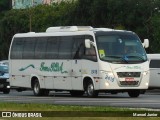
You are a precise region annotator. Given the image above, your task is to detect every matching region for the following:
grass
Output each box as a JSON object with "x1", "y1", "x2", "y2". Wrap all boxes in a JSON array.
[
  {"x1": 0, "y1": 102, "x2": 129, "y2": 111},
  {"x1": 0, "y1": 102, "x2": 159, "y2": 120}
]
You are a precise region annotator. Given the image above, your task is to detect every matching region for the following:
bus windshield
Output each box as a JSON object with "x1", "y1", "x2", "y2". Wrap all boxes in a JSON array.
[{"x1": 96, "y1": 33, "x2": 147, "y2": 63}]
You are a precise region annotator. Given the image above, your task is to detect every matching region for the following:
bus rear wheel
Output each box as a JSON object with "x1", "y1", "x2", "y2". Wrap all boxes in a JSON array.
[
  {"x1": 33, "y1": 79, "x2": 49, "y2": 96},
  {"x1": 128, "y1": 90, "x2": 140, "y2": 98},
  {"x1": 86, "y1": 81, "x2": 98, "y2": 98}
]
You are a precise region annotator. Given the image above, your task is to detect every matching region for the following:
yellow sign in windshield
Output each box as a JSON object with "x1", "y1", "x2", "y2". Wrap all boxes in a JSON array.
[{"x1": 99, "y1": 50, "x2": 105, "y2": 58}]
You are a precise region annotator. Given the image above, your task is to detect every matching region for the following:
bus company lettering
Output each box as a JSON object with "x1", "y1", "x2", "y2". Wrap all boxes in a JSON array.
[
  {"x1": 40, "y1": 62, "x2": 68, "y2": 74},
  {"x1": 126, "y1": 66, "x2": 141, "y2": 69}
]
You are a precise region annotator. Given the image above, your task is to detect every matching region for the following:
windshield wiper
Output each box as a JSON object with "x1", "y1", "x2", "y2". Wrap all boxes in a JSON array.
[
  {"x1": 122, "y1": 56, "x2": 129, "y2": 63},
  {"x1": 125, "y1": 55, "x2": 145, "y2": 62},
  {"x1": 105, "y1": 55, "x2": 129, "y2": 63}
]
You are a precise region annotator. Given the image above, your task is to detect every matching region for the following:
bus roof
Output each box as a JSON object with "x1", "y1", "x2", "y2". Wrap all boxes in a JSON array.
[{"x1": 13, "y1": 26, "x2": 134, "y2": 37}]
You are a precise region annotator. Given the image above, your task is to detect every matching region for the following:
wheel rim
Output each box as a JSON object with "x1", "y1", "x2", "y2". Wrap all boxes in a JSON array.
[
  {"x1": 34, "y1": 82, "x2": 40, "y2": 94},
  {"x1": 87, "y1": 83, "x2": 94, "y2": 96}
]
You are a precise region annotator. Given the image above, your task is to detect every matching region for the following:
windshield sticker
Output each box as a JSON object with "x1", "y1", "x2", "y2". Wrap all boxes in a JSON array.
[
  {"x1": 99, "y1": 50, "x2": 105, "y2": 58},
  {"x1": 19, "y1": 62, "x2": 68, "y2": 74}
]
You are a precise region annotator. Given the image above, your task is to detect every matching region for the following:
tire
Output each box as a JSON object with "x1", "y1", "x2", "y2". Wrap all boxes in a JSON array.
[
  {"x1": 33, "y1": 80, "x2": 50, "y2": 96},
  {"x1": 33, "y1": 80, "x2": 41, "y2": 96},
  {"x1": 3, "y1": 89, "x2": 10, "y2": 94},
  {"x1": 128, "y1": 90, "x2": 140, "y2": 98},
  {"x1": 86, "y1": 81, "x2": 98, "y2": 98},
  {"x1": 70, "y1": 91, "x2": 84, "y2": 97}
]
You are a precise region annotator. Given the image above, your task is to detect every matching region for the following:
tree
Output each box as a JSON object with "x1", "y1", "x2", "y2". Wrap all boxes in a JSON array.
[{"x1": 0, "y1": 0, "x2": 11, "y2": 12}]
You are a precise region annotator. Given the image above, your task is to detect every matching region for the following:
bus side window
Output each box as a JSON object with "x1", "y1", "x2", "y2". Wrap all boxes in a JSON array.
[
  {"x1": 46, "y1": 37, "x2": 59, "y2": 59},
  {"x1": 59, "y1": 36, "x2": 73, "y2": 59},
  {"x1": 10, "y1": 38, "x2": 24, "y2": 59},
  {"x1": 84, "y1": 46, "x2": 97, "y2": 62},
  {"x1": 22, "y1": 38, "x2": 36, "y2": 59},
  {"x1": 35, "y1": 37, "x2": 47, "y2": 59},
  {"x1": 85, "y1": 35, "x2": 94, "y2": 42},
  {"x1": 72, "y1": 36, "x2": 85, "y2": 59},
  {"x1": 85, "y1": 35, "x2": 97, "y2": 61},
  {"x1": 150, "y1": 60, "x2": 160, "y2": 68}
]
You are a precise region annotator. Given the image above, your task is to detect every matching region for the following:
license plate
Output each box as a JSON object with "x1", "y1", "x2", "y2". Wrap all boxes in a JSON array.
[{"x1": 125, "y1": 77, "x2": 134, "y2": 81}]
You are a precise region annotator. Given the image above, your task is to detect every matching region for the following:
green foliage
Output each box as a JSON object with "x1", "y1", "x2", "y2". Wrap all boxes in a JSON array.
[
  {"x1": 0, "y1": 0, "x2": 160, "y2": 59},
  {"x1": 0, "y1": 0, "x2": 10, "y2": 12}
]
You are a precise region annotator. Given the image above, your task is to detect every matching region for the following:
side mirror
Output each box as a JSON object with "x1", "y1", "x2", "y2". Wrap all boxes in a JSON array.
[
  {"x1": 85, "y1": 39, "x2": 91, "y2": 48},
  {"x1": 143, "y1": 39, "x2": 149, "y2": 48}
]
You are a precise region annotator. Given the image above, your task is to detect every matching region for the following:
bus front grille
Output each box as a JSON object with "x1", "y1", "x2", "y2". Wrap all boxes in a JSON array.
[{"x1": 117, "y1": 72, "x2": 141, "y2": 78}]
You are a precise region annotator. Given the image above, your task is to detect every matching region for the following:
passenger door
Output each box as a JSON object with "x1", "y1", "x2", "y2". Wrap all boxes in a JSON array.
[
  {"x1": 53, "y1": 36, "x2": 73, "y2": 90},
  {"x1": 71, "y1": 36, "x2": 85, "y2": 90}
]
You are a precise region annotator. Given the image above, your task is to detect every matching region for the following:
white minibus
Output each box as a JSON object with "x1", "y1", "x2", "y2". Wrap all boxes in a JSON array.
[
  {"x1": 9, "y1": 26, "x2": 149, "y2": 97},
  {"x1": 147, "y1": 54, "x2": 160, "y2": 89}
]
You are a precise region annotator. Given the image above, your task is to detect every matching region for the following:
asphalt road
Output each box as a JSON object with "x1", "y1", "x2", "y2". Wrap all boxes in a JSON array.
[{"x1": 0, "y1": 90, "x2": 160, "y2": 109}]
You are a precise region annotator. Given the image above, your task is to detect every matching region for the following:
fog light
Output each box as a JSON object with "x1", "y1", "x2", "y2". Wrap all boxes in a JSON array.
[
  {"x1": 143, "y1": 71, "x2": 149, "y2": 76},
  {"x1": 105, "y1": 82, "x2": 110, "y2": 86},
  {"x1": 145, "y1": 82, "x2": 149, "y2": 86}
]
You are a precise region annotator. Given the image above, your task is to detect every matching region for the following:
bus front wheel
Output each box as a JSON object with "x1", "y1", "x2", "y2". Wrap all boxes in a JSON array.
[
  {"x1": 86, "y1": 81, "x2": 98, "y2": 98},
  {"x1": 128, "y1": 90, "x2": 140, "y2": 98}
]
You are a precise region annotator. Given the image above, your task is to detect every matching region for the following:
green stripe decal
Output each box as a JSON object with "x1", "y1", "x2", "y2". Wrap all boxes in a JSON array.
[{"x1": 19, "y1": 64, "x2": 35, "y2": 71}]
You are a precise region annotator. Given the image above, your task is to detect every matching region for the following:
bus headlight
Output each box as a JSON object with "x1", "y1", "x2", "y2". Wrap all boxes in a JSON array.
[
  {"x1": 143, "y1": 71, "x2": 149, "y2": 76},
  {"x1": 145, "y1": 82, "x2": 149, "y2": 86},
  {"x1": 105, "y1": 81, "x2": 110, "y2": 86}
]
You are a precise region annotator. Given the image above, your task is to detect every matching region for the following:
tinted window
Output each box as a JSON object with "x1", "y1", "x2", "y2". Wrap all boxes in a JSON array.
[
  {"x1": 46, "y1": 37, "x2": 59, "y2": 59},
  {"x1": 83, "y1": 45, "x2": 97, "y2": 62},
  {"x1": 10, "y1": 38, "x2": 24, "y2": 59},
  {"x1": 72, "y1": 36, "x2": 85, "y2": 59},
  {"x1": 59, "y1": 36, "x2": 74, "y2": 59},
  {"x1": 85, "y1": 35, "x2": 94, "y2": 42},
  {"x1": 150, "y1": 60, "x2": 160, "y2": 68},
  {"x1": 35, "y1": 37, "x2": 47, "y2": 59},
  {"x1": 72, "y1": 35, "x2": 97, "y2": 61},
  {"x1": 11, "y1": 35, "x2": 94, "y2": 60},
  {"x1": 84, "y1": 35, "x2": 97, "y2": 61},
  {"x1": 22, "y1": 38, "x2": 36, "y2": 59}
]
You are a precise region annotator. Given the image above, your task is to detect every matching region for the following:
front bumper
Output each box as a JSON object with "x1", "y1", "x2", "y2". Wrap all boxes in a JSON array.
[{"x1": 0, "y1": 79, "x2": 10, "y2": 91}]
